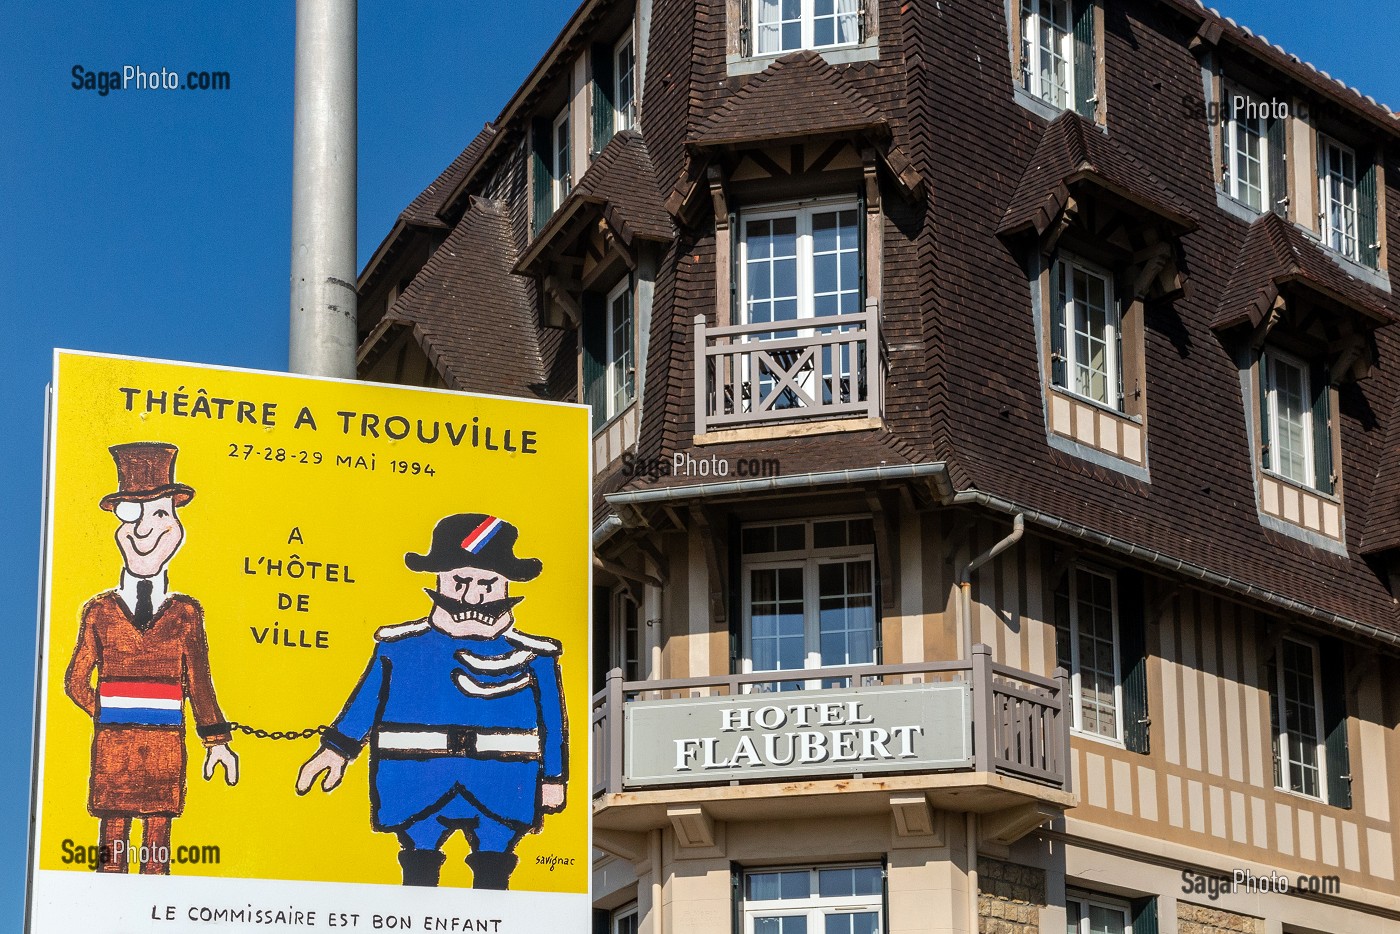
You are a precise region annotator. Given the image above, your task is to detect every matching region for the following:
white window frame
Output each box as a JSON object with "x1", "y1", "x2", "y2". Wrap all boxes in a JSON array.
[
  {"x1": 614, "y1": 30, "x2": 637, "y2": 132},
  {"x1": 605, "y1": 278, "x2": 636, "y2": 419},
  {"x1": 739, "y1": 197, "x2": 862, "y2": 326},
  {"x1": 1052, "y1": 255, "x2": 1122, "y2": 412},
  {"x1": 740, "y1": 517, "x2": 877, "y2": 691},
  {"x1": 611, "y1": 904, "x2": 639, "y2": 934},
  {"x1": 612, "y1": 587, "x2": 643, "y2": 683},
  {"x1": 1319, "y1": 135, "x2": 1361, "y2": 262},
  {"x1": 1020, "y1": 0, "x2": 1075, "y2": 110},
  {"x1": 752, "y1": 0, "x2": 861, "y2": 56},
  {"x1": 1261, "y1": 348, "x2": 1316, "y2": 490},
  {"x1": 742, "y1": 864, "x2": 883, "y2": 934},
  {"x1": 1065, "y1": 892, "x2": 1133, "y2": 934},
  {"x1": 1273, "y1": 635, "x2": 1327, "y2": 800},
  {"x1": 552, "y1": 106, "x2": 572, "y2": 209},
  {"x1": 1057, "y1": 565, "x2": 1124, "y2": 744},
  {"x1": 1223, "y1": 85, "x2": 1270, "y2": 212}
]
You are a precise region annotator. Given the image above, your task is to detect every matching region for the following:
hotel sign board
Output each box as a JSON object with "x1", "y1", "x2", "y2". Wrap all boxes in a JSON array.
[{"x1": 623, "y1": 682, "x2": 972, "y2": 787}]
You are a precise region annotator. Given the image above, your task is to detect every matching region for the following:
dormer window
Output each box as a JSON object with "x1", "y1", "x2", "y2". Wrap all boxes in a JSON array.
[
  {"x1": 1051, "y1": 257, "x2": 1120, "y2": 410},
  {"x1": 1320, "y1": 136, "x2": 1361, "y2": 261},
  {"x1": 754, "y1": 0, "x2": 860, "y2": 56},
  {"x1": 1223, "y1": 89, "x2": 1271, "y2": 213},
  {"x1": 1015, "y1": 0, "x2": 1097, "y2": 119}
]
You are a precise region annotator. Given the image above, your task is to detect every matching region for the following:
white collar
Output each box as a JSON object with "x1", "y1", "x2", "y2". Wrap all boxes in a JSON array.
[{"x1": 117, "y1": 570, "x2": 171, "y2": 617}]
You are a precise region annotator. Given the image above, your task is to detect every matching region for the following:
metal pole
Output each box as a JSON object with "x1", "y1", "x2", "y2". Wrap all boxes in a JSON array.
[{"x1": 288, "y1": 0, "x2": 358, "y2": 378}]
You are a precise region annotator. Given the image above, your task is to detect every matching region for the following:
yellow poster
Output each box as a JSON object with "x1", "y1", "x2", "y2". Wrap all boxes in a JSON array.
[{"x1": 29, "y1": 350, "x2": 592, "y2": 933}]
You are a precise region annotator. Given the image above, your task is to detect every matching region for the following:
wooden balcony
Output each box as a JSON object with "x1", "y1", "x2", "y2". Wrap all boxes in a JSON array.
[
  {"x1": 590, "y1": 645, "x2": 1075, "y2": 834},
  {"x1": 693, "y1": 300, "x2": 884, "y2": 435}
]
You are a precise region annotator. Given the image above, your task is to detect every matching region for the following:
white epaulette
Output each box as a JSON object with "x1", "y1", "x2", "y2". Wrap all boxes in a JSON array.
[
  {"x1": 505, "y1": 628, "x2": 563, "y2": 656},
  {"x1": 375, "y1": 618, "x2": 432, "y2": 642}
]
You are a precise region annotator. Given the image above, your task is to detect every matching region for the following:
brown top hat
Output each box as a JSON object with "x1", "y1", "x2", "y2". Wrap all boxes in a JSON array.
[{"x1": 99, "y1": 442, "x2": 196, "y2": 511}]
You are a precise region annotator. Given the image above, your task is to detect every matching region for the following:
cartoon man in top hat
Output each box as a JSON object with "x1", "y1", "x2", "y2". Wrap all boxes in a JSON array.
[
  {"x1": 297, "y1": 513, "x2": 567, "y2": 889},
  {"x1": 64, "y1": 441, "x2": 239, "y2": 875}
]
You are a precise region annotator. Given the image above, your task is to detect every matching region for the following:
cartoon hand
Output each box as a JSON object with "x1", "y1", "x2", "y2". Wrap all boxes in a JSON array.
[
  {"x1": 296, "y1": 746, "x2": 348, "y2": 794},
  {"x1": 204, "y1": 744, "x2": 239, "y2": 785},
  {"x1": 541, "y1": 781, "x2": 565, "y2": 812}
]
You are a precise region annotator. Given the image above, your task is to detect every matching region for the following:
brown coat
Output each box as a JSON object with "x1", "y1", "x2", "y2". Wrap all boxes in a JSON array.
[{"x1": 64, "y1": 591, "x2": 230, "y2": 816}]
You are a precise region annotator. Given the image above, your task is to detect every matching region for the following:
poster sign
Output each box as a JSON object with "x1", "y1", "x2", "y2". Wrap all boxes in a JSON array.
[
  {"x1": 27, "y1": 351, "x2": 591, "y2": 932},
  {"x1": 623, "y1": 683, "x2": 972, "y2": 787}
]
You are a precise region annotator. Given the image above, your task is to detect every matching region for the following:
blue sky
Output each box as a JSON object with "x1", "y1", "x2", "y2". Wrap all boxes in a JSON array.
[{"x1": 0, "y1": 0, "x2": 1397, "y2": 926}]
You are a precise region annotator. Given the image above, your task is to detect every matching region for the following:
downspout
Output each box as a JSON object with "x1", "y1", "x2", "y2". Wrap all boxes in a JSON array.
[
  {"x1": 650, "y1": 828, "x2": 664, "y2": 934},
  {"x1": 956, "y1": 513, "x2": 1025, "y2": 657},
  {"x1": 966, "y1": 812, "x2": 979, "y2": 934}
]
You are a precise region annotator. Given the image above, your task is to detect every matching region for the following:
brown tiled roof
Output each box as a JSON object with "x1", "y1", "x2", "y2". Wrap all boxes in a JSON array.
[
  {"x1": 1212, "y1": 212, "x2": 1395, "y2": 331},
  {"x1": 690, "y1": 50, "x2": 888, "y2": 148},
  {"x1": 372, "y1": 197, "x2": 546, "y2": 397},
  {"x1": 400, "y1": 124, "x2": 497, "y2": 228},
  {"x1": 998, "y1": 110, "x2": 1196, "y2": 238},
  {"x1": 1360, "y1": 404, "x2": 1400, "y2": 556}
]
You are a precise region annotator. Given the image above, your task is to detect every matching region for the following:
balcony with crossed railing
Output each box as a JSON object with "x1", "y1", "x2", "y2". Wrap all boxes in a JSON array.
[{"x1": 694, "y1": 298, "x2": 885, "y2": 436}]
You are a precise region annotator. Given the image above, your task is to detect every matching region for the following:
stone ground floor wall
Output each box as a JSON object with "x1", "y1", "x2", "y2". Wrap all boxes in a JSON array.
[
  {"x1": 1176, "y1": 903, "x2": 1263, "y2": 934},
  {"x1": 977, "y1": 858, "x2": 1045, "y2": 934}
]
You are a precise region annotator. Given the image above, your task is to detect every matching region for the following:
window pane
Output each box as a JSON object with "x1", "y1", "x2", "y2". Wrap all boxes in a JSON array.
[
  {"x1": 1087, "y1": 904, "x2": 1126, "y2": 934},
  {"x1": 775, "y1": 523, "x2": 806, "y2": 551},
  {"x1": 1072, "y1": 569, "x2": 1119, "y2": 738},
  {"x1": 755, "y1": 918, "x2": 807, "y2": 934},
  {"x1": 1065, "y1": 900, "x2": 1081, "y2": 934},
  {"x1": 746, "y1": 217, "x2": 800, "y2": 326},
  {"x1": 824, "y1": 914, "x2": 879, "y2": 934},
  {"x1": 818, "y1": 561, "x2": 875, "y2": 670},
  {"x1": 1063, "y1": 263, "x2": 1115, "y2": 407},
  {"x1": 748, "y1": 870, "x2": 809, "y2": 901},
  {"x1": 1267, "y1": 353, "x2": 1311, "y2": 486},
  {"x1": 1280, "y1": 639, "x2": 1321, "y2": 796},
  {"x1": 811, "y1": 210, "x2": 860, "y2": 320},
  {"x1": 744, "y1": 526, "x2": 776, "y2": 555}
]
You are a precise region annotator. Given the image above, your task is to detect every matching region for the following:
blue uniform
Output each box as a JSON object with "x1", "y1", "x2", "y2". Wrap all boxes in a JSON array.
[{"x1": 321, "y1": 618, "x2": 566, "y2": 854}]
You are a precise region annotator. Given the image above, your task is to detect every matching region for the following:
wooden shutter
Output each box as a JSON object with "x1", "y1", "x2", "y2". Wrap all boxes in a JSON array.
[
  {"x1": 531, "y1": 117, "x2": 552, "y2": 237},
  {"x1": 1072, "y1": 0, "x2": 1096, "y2": 119},
  {"x1": 582, "y1": 291, "x2": 608, "y2": 430},
  {"x1": 1258, "y1": 352, "x2": 1272, "y2": 472},
  {"x1": 729, "y1": 210, "x2": 741, "y2": 324},
  {"x1": 1049, "y1": 262, "x2": 1067, "y2": 388},
  {"x1": 1320, "y1": 637, "x2": 1352, "y2": 808},
  {"x1": 1117, "y1": 569, "x2": 1150, "y2": 755},
  {"x1": 1130, "y1": 897, "x2": 1159, "y2": 934},
  {"x1": 1267, "y1": 112, "x2": 1289, "y2": 217},
  {"x1": 1311, "y1": 361, "x2": 1333, "y2": 495},
  {"x1": 1360, "y1": 154, "x2": 1380, "y2": 268},
  {"x1": 592, "y1": 43, "x2": 616, "y2": 155},
  {"x1": 730, "y1": 864, "x2": 743, "y2": 934}
]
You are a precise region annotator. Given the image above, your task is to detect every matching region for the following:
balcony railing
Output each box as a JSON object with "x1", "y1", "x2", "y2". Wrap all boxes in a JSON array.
[
  {"x1": 693, "y1": 299, "x2": 884, "y2": 434},
  {"x1": 592, "y1": 644, "x2": 1071, "y2": 798}
]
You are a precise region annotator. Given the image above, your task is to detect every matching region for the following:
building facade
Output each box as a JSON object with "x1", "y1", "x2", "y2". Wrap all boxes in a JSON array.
[{"x1": 357, "y1": 0, "x2": 1400, "y2": 931}]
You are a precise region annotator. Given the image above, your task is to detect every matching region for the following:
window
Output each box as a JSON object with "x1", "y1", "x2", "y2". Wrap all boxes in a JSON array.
[
  {"x1": 1261, "y1": 349, "x2": 1314, "y2": 488},
  {"x1": 1020, "y1": 0, "x2": 1073, "y2": 110},
  {"x1": 1050, "y1": 256, "x2": 1120, "y2": 411},
  {"x1": 612, "y1": 905, "x2": 639, "y2": 934},
  {"x1": 615, "y1": 32, "x2": 637, "y2": 132},
  {"x1": 1223, "y1": 89, "x2": 1270, "y2": 212},
  {"x1": 1065, "y1": 893, "x2": 1131, "y2": 934},
  {"x1": 1054, "y1": 566, "x2": 1121, "y2": 741},
  {"x1": 753, "y1": 0, "x2": 860, "y2": 56},
  {"x1": 612, "y1": 589, "x2": 643, "y2": 683},
  {"x1": 1319, "y1": 136, "x2": 1360, "y2": 262},
  {"x1": 741, "y1": 517, "x2": 876, "y2": 691},
  {"x1": 743, "y1": 865, "x2": 882, "y2": 934},
  {"x1": 741, "y1": 200, "x2": 861, "y2": 326},
  {"x1": 607, "y1": 279, "x2": 636, "y2": 417},
  {"x1": 1269, "y1": 637, "x2": 1326, "y2": 798},
  {"x1": 552, "y1": 107, "x2": 572, "y2": 209}
]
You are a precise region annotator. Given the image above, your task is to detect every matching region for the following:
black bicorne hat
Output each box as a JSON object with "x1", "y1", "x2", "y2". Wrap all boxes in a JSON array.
[{"x1": 405, "y1": 513, "x2": 543, "y2": 582}]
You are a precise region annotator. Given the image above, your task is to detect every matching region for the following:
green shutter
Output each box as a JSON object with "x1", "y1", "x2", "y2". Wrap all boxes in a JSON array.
[
  {"x1": 531, "y1": 117, "x2": 552, "y2": 237},
  {"x1": 1072, "y1": 0, "x2": 1096, "y2": 119},
  {"x1": 582, "y1": 291, "x2": 608, "y2": 430},
  {"x1": 880, "y1": 859, "x2": 890, "y2": 934},
  {"x1": 1267, "y1": 113, "x2": 1289, "y2": 217},
  {"x1": 1319, "y1": 638, "x2": 1352, "y2": 809},
  {"x1": 1267, "y1": 645, "x2": 1282, "y2": 789},
  {"x1": 1130, "y1": 897, "x2": 1159, "y2": 934},
  {"x1": 1360, "y1": 155, "x2": 1380, "y2": 269},
  {"x1": 1311, "y1": 361, "x2": 1333, "y2": 494},
  {"x1": 592, "y1": 43, "x2": 616, "y2": 155},
  {"x1": 1258, "y1": 351, "x2": 1271, "y2": 472},
  {"x1": 593, "y1": 909, "x2": 611, "y2": 934},
  {"x1": 1049, "y1": 262, "x2": 1067, "y2": 388},
  {"x1": 1118, "y1": 569, "x2": 1150, "y2": 755},
  {"x1": 730, "y1": 210, "x2": 741, "y2": 323},
  {"x1": 731, "y1": 864, "x2": 743, "y2": 934}
]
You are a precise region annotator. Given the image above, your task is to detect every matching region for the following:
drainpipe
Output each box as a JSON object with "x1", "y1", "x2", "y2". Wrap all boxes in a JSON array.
[
  {"x1": 956, "y1": 513, "x2": 1025, "y2": 657},
  {"x1": 966, "y1": 812, "x2": 979, "y2": 934},
  {"x1": 649, "y1": 829, "x2": 664, "y2": 934}
]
